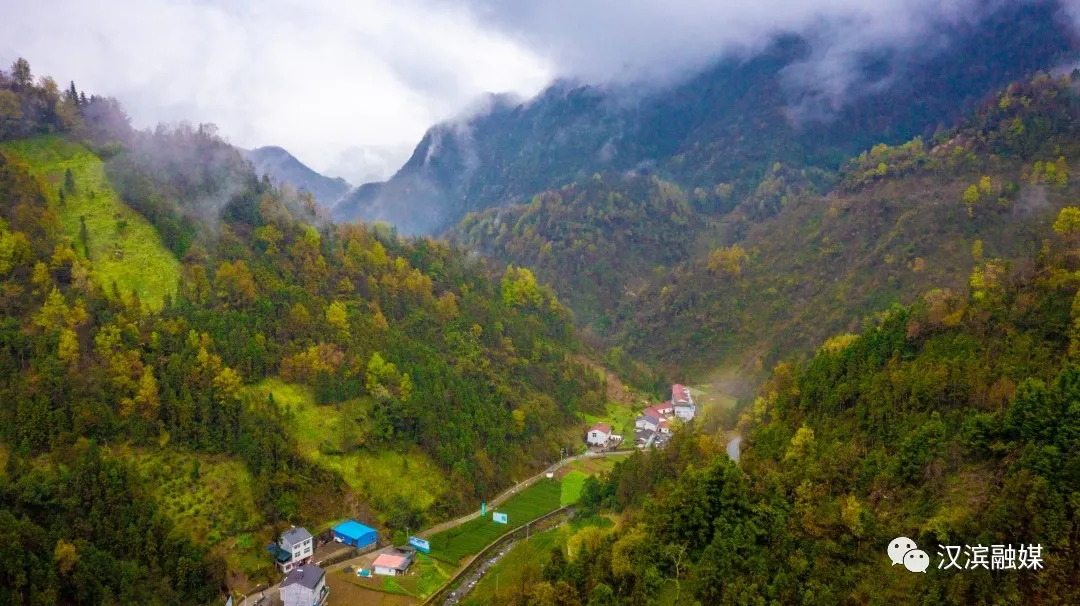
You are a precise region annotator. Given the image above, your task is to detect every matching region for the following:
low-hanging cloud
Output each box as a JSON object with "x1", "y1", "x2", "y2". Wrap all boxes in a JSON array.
[
  {"x1": 0, "y1": 0, "x2": 552, "y2": 183},
  {"x1": 469, "y1": 0, "x2": 1016, "y2": 99},
  {"x1": 1, "y1": 0, "x2": 1067, "y2": 184}
]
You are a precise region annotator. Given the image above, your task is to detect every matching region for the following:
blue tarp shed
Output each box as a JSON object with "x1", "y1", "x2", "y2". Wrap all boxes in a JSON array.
[{"x1": 333, "y1": 520, "x2": 378, "y2": 549}]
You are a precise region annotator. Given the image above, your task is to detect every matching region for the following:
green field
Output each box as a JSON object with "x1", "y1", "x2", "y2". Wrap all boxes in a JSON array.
[
  {"x1": 428, "y1": 480, "x2": 563, "y2": 563},
  {"x1": 464, "y1": 515, "x2": 614, "y2": 605},
  {"x1": 245, "y1": 379, "x2": 448, "y2": 516},
  {"x1": 1, "y1": 136, "x2": 180, "y2": 308},
  {"x1": 584, "y1": 401, "x2": 637, "y2": 438},
  {"x1": 559, "y1": 470, "x2": 587, "y2": 506},
  {"x1": 563, "y1": 454, "x2": 627, "y2": 477}
]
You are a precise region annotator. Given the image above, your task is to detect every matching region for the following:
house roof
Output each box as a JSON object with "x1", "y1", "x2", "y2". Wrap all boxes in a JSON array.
[
  {"x1": 282, "y1": 527, "x2": 312, "y2": 545},
  {"x1": 643, "y1": 406, "x2": 665, "y2": 418},
  {"x1": 672, "y1": 384, "x2": 691, "y2": 402},
  {"x1": 656, "y1": 401, "x2": 673, "y2": 410},
  {"x1": 589, "y1": 422, "x2": 611, "y2": 434},
  {"x1": 373, "y1": 553, "x2": 412, "y2": 570},
  {"x1": 658, "y1": 418, "x2": 669, "y2": 427},
  {"x1": 635, "y1": 429, "x2": 656, "y2": 440},
  {"x1": 282, "y1": 565, "x2": 325, "y2": 590},
  {"x1": 636, "y1": 414, "x2": 659, "y2": 425},
  {"x1": 333, "y1": 520, "x2": 377, "y2": 540}
]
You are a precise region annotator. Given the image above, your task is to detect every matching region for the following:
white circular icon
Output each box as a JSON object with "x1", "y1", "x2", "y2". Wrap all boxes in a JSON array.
[
  {"x1": 888, "y1": 536, "x2": 917, "y2": 566},
  {"x1": 904, "y1": 549, "x2": 930, "y2": 573}
]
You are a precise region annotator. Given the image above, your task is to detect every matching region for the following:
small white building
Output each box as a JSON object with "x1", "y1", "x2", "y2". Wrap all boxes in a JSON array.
[
  {"x1": 281, "y1": 564, "x2": 327, "y2": 606},
  {"x1": 586, "y1": 422, "x2": 612, "y2": 446},
  {"x1": 373, "y1": 551, "x2": 413, "y2": 576},
  {"x1": 277, "y1": 527, "x2": 314, "y2": 573},
  {"x1": 654, "y1": 401, "x2": 674, "y2": 416}
]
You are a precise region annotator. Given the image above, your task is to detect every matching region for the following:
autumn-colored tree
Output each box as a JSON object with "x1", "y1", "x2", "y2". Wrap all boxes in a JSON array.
[
  {"x1": 326, "y1": 300, "x2": 349, "y2": 335},
  {"x1": 135, "y1": 365, "x2": 160, "y2": 422},
  {"x1": 214, "y1": 260, "x2": 257, "y2": 307}
]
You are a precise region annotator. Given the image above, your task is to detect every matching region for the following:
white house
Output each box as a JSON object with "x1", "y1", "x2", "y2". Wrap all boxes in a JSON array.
[
  {"x1": 277, "y1": 527, "x2": 314, "y2": 573},
  {"x1": 672, "y1": 384, "x2": 696, "y2": 421},
  {"x1": 587, "y1": 422, "x2": 612, "y2": 446},
  {"x1": 657, "y1": 418, "x2": 671, "y2": 434},
  {"x1": 634, "y1": 414, "x2": 659, "y2": 432},
  {"x1": 281, "y1": 564, "x2": 327, "y2": 606},
  {"x1": 673, "y1": 403, "x2": 696, "y2": 421},
  {"x1": 373, "y1": 551, "x2": 413, "y2": 576}
]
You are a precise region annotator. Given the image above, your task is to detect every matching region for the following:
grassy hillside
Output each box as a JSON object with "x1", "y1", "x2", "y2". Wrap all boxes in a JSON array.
[
  {"x1": 0, "y1": 136, "x2": 180, "y2": 308},
  {"x1": 131, "y1": 449, "x2": 263, "y2": 546},
  {"x1": 245, "y1": 378, "x2": 450, "y2": 520}
]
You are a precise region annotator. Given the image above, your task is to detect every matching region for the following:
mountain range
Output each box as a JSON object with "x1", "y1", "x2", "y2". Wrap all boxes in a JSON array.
[{"x1": 332, "y1": 0, "x2": 1076, "y2": 236}]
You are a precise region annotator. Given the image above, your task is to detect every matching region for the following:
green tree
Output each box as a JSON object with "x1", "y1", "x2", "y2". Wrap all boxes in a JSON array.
[{"x1": 1053, "y1": 207, "x2": 1080, "y2": 245}]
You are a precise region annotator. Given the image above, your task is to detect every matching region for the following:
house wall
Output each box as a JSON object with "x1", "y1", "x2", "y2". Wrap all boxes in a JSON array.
[
  {"x1": 374, "y1": 565, "x2": 398, "y2": 576},
  {"x1": 282, "y1": 584, "x2": 314, "y2": 606}
]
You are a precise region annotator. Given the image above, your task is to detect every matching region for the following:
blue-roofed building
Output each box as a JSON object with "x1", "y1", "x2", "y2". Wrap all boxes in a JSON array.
[{"x1": 332, "y1": 520, "x2": 378, "y2": 550}]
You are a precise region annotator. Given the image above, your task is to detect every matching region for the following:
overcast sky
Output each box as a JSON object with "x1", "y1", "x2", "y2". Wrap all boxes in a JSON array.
[{"x1": 0, "y1": 0, "x2": 1038, "y2": 184}]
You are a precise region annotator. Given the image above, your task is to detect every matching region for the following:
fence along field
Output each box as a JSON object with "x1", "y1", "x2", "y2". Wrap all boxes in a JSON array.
[{"x1": 428, "y1": 479, "x2": 563, "y2": 563}]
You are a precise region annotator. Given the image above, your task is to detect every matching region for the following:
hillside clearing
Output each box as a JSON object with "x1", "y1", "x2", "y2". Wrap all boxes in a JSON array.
[
  {"x1": 1, "y1": 136, "x2": 180, "y2": 308},
  {"x1": 244, "y1": 379, "x2": 449, "y2": 517}
]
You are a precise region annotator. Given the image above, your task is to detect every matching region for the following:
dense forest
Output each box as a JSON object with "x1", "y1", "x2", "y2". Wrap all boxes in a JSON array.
[
  {"x1": 0, "y1": 59, "x2": 609, "y2": 603},
  {"x1": 458, "y1": 72, "x2": 1080, "y2": 376},
  {"x1": 499, "y1": 200, "x2": 1080, "y2": 604}
]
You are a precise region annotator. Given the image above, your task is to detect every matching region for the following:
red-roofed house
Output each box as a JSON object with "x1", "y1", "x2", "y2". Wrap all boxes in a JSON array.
[
  {"x1": 655, "y1": 401, "x2": 674, "y2": 416},
  {"x1": 373, "y1": 551, "x2": 413, "y2": 576},
  {"x1": 587, "y1": 422, "x2": 612, "y2": 446},
  {"x1": 672, "y1": 384, "x2": 697, "y2": 421},
  {"x1": 657, "y1": 418, "x2": 670, "y2": 434}
]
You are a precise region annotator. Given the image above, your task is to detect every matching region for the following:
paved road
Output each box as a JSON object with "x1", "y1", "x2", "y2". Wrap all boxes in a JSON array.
[
  {"x1": 727, "y1": 435, "x2": 742, "y2": 463},
  {"x1": 240, "y1": 449, "x2": 631, "y2": 605}
]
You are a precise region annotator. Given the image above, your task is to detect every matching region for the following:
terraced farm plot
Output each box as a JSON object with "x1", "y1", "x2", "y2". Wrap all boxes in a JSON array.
[
  {"x1": 428, "y1": 479, "x2": 563, "y2": 563},
  {"x1": 1, "y1": 136, "x2": 180, "y2": 308}
]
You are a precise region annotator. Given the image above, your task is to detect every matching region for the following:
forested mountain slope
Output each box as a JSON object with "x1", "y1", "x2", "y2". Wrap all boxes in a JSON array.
[
  {"x1": 611, "y1": 74, "x2": 1080, "y2": 374},
  {"x1": 336, "y1": 1, "x2": 1074, "y2": 235},
  {"x1": 0, "y1": 60, "x2": 607, "y2": 603},
  {"x1": 512, "y1": 205, "x2": 1080, "y2": 604},
  {"x1": 449, "y1": 174, "x2": 712, "y2": 327}
]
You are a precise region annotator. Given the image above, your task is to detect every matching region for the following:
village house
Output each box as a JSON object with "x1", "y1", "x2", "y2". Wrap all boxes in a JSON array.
[
  {"x1": 275, "y1": 526, "x2": 314, "y2": 573},
  {"x1": 373, "y1": 549, "x2": 414, "y2": 576},
  {"x1": 635, "y1": 429, "x2": 656, "y2": 449},
  {"x1": 672, "y1": 384, "x2": 697, "y2": 421},
  {"x1": 634, "y1": 413, "x2": 659, "y2": 432},
  {"x1": 281, "y1": 564, "x2": 328, "y2": 606},
  {"x1": 586, "y1": 422, "x2": 612, "y2": 446}
]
